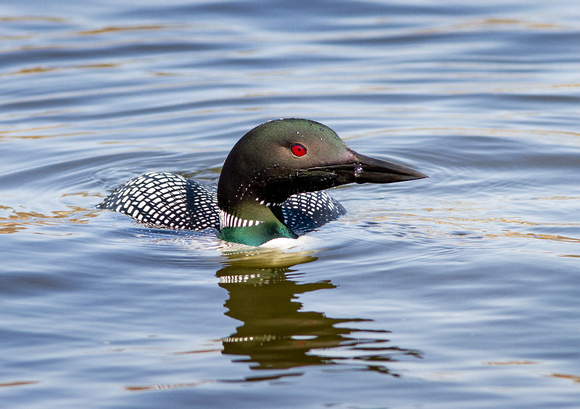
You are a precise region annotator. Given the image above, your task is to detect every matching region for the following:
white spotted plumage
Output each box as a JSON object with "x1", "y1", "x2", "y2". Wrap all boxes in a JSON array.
[
  {"x1": 99, "y1": 172, "x2": 345, "y2": 234},
  {"x1": 99, "y1": 172, "x2": 219, "y2": 230}
]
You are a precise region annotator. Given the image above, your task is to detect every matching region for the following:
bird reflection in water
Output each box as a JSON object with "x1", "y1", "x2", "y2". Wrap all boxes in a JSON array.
[{"x1": 216, "y1": 248, "x2": 422, "y2": 378}]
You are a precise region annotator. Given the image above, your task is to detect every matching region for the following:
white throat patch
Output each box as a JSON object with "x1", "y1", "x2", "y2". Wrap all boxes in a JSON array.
[{"x1": 219, "y1": 210, "x2": 263, "y2": 229}]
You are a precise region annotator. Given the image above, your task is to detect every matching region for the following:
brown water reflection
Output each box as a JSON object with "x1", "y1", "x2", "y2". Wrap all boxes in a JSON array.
[
  {"x1": 0, "y1": 205, "x2": 99, "y2": 234},
  {"x1": 216, "y1": 250, "x2": 422, "y2": 377}
]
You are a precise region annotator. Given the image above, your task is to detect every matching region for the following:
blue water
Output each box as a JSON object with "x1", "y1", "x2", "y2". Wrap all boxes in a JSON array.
[{"x1": 2, "y1": 1, "x2": 580, "y2": 408}]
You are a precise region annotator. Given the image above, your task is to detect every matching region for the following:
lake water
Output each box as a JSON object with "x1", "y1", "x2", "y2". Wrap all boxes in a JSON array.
[{"x1": 2, "y1": 0, "x2": 580, "y2": 408}]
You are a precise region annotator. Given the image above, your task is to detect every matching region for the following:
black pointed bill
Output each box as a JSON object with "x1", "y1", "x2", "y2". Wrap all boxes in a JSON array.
[{"x1": 309, "y1": 151, "x2": 427, "y2": 185}]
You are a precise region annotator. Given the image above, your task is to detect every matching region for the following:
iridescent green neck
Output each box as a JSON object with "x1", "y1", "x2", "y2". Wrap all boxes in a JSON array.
[
  {"x1": 218, "y1": 220, "x2": 297, "y2": 246},
  {"x1": 218, "y1": 205, "x2": 297, "y2": 246}
]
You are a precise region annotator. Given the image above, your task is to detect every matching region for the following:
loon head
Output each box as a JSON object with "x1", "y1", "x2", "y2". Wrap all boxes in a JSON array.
[{"x1": 217, "y1": 118, "x2": 426, "y2": 246}]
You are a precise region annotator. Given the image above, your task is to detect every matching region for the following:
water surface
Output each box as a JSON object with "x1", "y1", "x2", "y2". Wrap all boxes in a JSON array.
[{"x1": 2, "y1": 1, "x2": 580, "y2": 408}]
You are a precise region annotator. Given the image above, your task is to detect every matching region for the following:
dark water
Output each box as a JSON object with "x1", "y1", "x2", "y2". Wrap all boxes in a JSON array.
[{"x1": 2, "y1": 1, "x2": 580, "y2": 408}]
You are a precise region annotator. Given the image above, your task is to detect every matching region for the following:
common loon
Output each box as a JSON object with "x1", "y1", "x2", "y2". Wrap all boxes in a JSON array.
[{"x1": 99, "y1": 118, "x2": 426, "y2": 246}]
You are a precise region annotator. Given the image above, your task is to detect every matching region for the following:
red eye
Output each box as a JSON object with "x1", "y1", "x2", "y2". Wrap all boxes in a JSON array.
[{"x1": 291, "y1": 143, "x2": 307, "y2": 157}]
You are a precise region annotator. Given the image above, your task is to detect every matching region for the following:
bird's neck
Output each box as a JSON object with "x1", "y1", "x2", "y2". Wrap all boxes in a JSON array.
[{"x1": 218, "y1": 201, "x2": 297, "y2": 246}]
